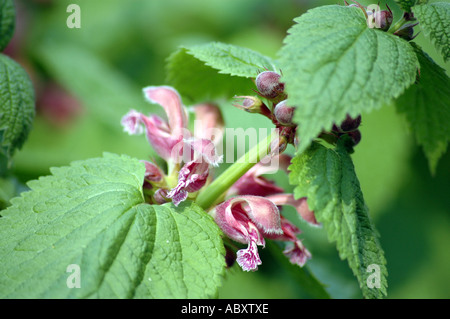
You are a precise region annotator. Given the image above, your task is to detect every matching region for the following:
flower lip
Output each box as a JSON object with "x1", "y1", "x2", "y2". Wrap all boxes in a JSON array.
[
  {"x1": 121, "y1": 109, "x2": 145, "y2": 135},
  {"x1": 167, "y1": 160, "x2": 210, "y2": 206},
  {"x1": 212, "y1": 195, "x2": 283, "y2": 244},
  {"x1": 236, "y1": 241, "x2": 262, "y2": 272}
]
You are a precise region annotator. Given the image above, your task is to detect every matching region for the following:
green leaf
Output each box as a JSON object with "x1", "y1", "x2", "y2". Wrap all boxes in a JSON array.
[
  {"x1": 0, "y1": 0, "x2": 15, "y2": 51},
  {"x1": 166, "y1": 42, "x2": 277, "y2": 102},
  {"x1": 278, "y1": 5, "x2": 418, "y2": 154},
  {"x1": 289, "y1": 141, "x2": 388, "y2": 299},
  {"x1": 413, "y1": 2, "x2": 450, "y2": 62},
  {"x1": 0, "y1": 54, "x2": 35, "y2": 162},
  {"x1": 0, "y1": 153, "x2": 225, "y2": 298},
  {"x1": 396, "y1": 44, "x2": 450, "y2": 174}
]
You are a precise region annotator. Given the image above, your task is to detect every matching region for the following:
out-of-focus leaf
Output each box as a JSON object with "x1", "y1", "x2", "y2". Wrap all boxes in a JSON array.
[
  {"x1": 0, "y1": 54, "x2": 35, "y2": 164},
  {"x1": 414, "y1": 2, "x2": 450, "y2": 62},
  {"x1": 0, "y1": 0, "x2": 14, "y2": 51},
  {"x1": 396, "y1": 44, "x2": 450, "y2": 174}
]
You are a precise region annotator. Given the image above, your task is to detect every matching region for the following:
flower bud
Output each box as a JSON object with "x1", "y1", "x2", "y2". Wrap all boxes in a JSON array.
[
  {"x1": 373, "y1": 8, "x2": 393, "y2": 31},
  {"x1": 348, "y1": 129, "x2": 362, "y2": 147},
  {"x1": 141, "y1": 160, "x2": 164, "y2": 182},
  {"x1": 224, "y1": 245, "x2": 236, "y2": 269},
  {"x1": 274, "y1": 100, "x2": 296, "y2": 126},
  {"x1": 233, "y1": 95, "x2": 271, "y2": 117},
  {"x1": 339, "y1": 114, "x2": 361, "y2": 132},
  {"x1": 394, "y1": 22, "x2": 419, "y2": 41},
  {"x1": 255, "y1": 71, "x2": 285, "y2": 99}
]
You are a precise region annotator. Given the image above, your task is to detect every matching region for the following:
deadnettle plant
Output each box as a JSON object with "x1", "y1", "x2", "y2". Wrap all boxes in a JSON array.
[{"x1": 121, "y1": 79, "x2": 318, "y2": 272}]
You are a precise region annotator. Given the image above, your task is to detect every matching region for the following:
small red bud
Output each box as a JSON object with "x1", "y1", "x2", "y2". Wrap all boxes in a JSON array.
[
  {"x1": 255, "y1": 71, "x2": 285, "y2": 99},
  {"x1": 339, "y1": 114, "x2": 361, "y2": 132},
  {"x1": 374, "y1": 9, "x2": 393, "y2": 31},
  {"x1": 274, "y1": 100, "x2": 296, "y2": 126},
  {"x1": 233, "y1": 95, "x2": 272, "y2": 118},
  {"x1": 394, "y1": 22, "x2": 419, "y2": 41},
  {"x1": 347, "y1": 129, "x2": 362, "y2": 147},
  {"x1": 224, "y1": 245, "x2": 236, "y2": 268}
]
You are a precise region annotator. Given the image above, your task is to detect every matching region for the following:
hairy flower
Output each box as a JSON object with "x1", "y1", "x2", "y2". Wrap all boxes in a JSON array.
[
  {"x1": 266, "y1": 216, "x2": 312, "y2": 267},
  {"x1": 121, "y1": 86, "x2": 189, "y2": 161},
  {"x1": 167, "y1": 160, "x2": 210, "y2": 206},
  {"x1": 167, "y1": 138, "x2": 222, "y2": 206},
  {"x1": 211, "y1": 195, "x2": 283, "y2": 271}
]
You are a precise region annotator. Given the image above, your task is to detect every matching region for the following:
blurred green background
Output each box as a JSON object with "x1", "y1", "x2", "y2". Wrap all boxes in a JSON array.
[{"x1": 4, "y1": 0, "x2": 449, "y2": 298}]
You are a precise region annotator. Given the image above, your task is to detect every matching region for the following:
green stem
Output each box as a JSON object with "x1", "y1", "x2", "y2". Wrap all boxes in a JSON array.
[{"x1": 196, "y1": 130, "x2": 278, "y2": 211}]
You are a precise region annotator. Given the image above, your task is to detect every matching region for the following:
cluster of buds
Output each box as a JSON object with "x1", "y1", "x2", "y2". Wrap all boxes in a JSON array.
[
  {"x1": 121, "y1": 84, "x2": 318, "y2": 272},
  {"x1": 331, "y1": 114, "x2": 362, "y2": 147},
  {"x1": 345, "y1": 1, "x2": 393, "y2": 31},
  {"x1": 393, "y1": 11, "x2": 419, "y2": 41},
  {"x1": 345, "y1": 1, "x2": 419, "y2": 40},
  {"x1": 233, "y1": 70, "x2": 297, "y2": 146}
]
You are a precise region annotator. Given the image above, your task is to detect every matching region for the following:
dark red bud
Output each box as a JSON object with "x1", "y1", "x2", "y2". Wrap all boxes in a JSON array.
[
  {"x1": 374, "y1": 9, "x2": 393, "y2": 31},
  {"x1": 224, "y1": 245, "x2": 236, "y2": 268},
  {"x1": 339, "y1": 114, "x2": 361, "y2": 132},
  {"x1": 347, "y1": 129, "x2": 361, "y2": 147},
  {"x1": 403, "y1": 11, "x2": 416, "y2": 22},
  {"x1": 394, "y1": 23, "x2": 419, "y2": 41},
  {"x1": 332, "y1": 124, "x2": 341, "y2": 133},
  {"x1": 255, "y1": 71, "x2": 285, "y2": 99},
  {"x1": 274, "y1": 100, "x2": 296, "y2": 126}
]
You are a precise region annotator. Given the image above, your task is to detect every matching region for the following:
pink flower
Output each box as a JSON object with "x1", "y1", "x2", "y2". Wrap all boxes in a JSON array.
[
  {"x1": 228, "y1": 154, "x2": 291, "y2": 197},
  {"x1": 266, "y1": 193, "x2": 319, "y2": 227},
  {"x1": 266, "y1": 216, "x2": 312, "y2": 267},
  {"x1": 143, "y1": 86, "x2": 188, "y2": 137},
  {"x1": 167, "y1": 161, "x2": 210, "y2": 206},
  {"x1": 121, "y1": 86, "x2": 189, "y2": 161},
  {"x1": 211, "y1": 196, "x2": 283, "y2": 271},
  {"x1": 179, "y1": 138, "x2": 223, "y2": 167},
  {"x1": 167, "y1": 138, "x2": 222, "y2": 206}
]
